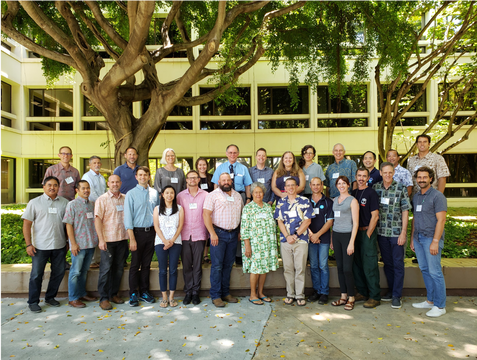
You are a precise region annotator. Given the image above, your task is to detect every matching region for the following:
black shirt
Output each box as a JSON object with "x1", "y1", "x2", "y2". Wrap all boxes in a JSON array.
[
  {"x1": 352, "y1": 187, "x2": 379, "y2": 228},
  {"x1": 309, "y1": 193, "x2": 334, "y2": 244}
]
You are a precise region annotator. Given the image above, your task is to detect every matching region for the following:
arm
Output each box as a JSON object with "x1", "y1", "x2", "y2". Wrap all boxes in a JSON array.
[
  {"x1": 367, "y1": 210, "x2": 379, "y2": 238},
  {"x1": 127, "y1": 229, "x2": 137, "y2": 251},
  {"x1": 153, "y1": 206, "x2": 169, "y2": 246},
  {"x1": 398, "y1": 210, "x2": 409, "y2": 246},
  {"x1": 170, "y1": 207, "x2": 185, "y2": 244},
  {"x1": 352, "y1": 181, "x2": 358, "y2": 190},
  {"x1": 203, "y1": 209, "x2": 218, "y2": 246},
  {"x1": 277, "y1": 219, "x2": 296, "y2": 244},
  {"x1": 348, "y1": 199, "x2": 359, "y2": 255},
  {"x1": 271, "y1": 172, "x2": 284, "y2": 198},
  {"x1": 66, "y1": 223, "x2": 80, "y2": 256},
  {"x1": 429, "y1": 211, "x2": 446, "y2": 255},
  {"x1": 296, "y1": 218, "x2": 311, "y2": 237},
  {"x1": 124, "y1": 194, "x2": 137, "y2": 251},
  {"x1": 245, "y1": 185, "x2": 251, "y2": 204},
  {"x1": 437, "y1": 177, "x2": 447, "y2": 193},
  {"x1": 23, "y1": 219, "x2": 36, "y2": 257},
  {"x1": 296, "y1": 169, "x2": 306, "y2": 194},
  {"x1": 311, "y1": 219, "x2": 333, "y2": 243},
  {"x1": 407, "y1": 186, "x2": 412, "y2": 197},
  {"x1": 94, "y1": 216, "x2": 107, "y2": 251},
  {"x1": 410, "y1": 216, "x2": 415, "y2": 252},
  {"x1": 243, "y1": 238, "x2": 252, "y2": 258}
]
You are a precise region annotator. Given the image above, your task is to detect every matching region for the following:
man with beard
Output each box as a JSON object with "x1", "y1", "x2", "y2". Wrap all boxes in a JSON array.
[{"x1": 203, "y1": 173, "x2": 244, "y2": 307}]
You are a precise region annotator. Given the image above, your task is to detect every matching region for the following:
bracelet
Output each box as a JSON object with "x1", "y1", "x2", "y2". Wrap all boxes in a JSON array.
[{"x1": 26, "y1": 244, "x2": 32, "y2": 248}]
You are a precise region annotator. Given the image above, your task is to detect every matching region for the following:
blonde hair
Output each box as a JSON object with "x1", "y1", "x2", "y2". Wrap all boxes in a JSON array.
[{"x1": 276, "y1": 151, "x2": 300, "y2": 177}]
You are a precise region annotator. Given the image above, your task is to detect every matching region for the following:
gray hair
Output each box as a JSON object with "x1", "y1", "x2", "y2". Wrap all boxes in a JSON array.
[
  {"x1": 333, "y1": 143, "x2": 346, "y2": 152},
  {"x1": 380, "y1": 162, "x2": 394, "y2": 171},
  {"x1": 89, "y1": 155, "x2": 101, "y2": 163},
  {"x1": 250, "y1": 181, "x2": 266, "y2": 196}
]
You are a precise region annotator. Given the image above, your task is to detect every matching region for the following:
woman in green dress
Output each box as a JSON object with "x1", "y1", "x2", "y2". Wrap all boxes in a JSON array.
[{"x1": 241, "y1": 182, "x2": 279, "y2": 305}]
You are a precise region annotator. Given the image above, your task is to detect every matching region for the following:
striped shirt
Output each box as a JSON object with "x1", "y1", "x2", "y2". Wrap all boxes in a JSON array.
[{"x1": 203, "y1": 188, "x2": 244, "y2": 230}]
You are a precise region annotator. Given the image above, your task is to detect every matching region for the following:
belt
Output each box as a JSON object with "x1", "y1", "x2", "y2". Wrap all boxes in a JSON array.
[
  {"x1": 358, "y1": 226, "x2": 369, "y2": 231},
  {"x1": 213, "y1": 225, "x2": 238, "y2": 233},
  {"x1": 237, "y1": 191, "x2": 245, "y2": 194},
  {"x1": 134, "y1": 227, "x2": 152, "y2": 232}
]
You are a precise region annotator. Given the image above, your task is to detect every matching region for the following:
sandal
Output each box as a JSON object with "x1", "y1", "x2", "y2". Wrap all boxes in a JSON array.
[
  {"x1": 344, "y1": 300, "x2": 355, "y2": 311},
  {"x1": 169, "y1": 299, "x2": 178, "y2": 307},
  {"x1": 284, "y1": 297, "x2": 294, "y2": 305},
  {"x1": 297, "y1": 299, "x2": 306, "y2": 306},
  {"x1": 160, "y1": 299, "x2": 168, "y2": 308},
  {"x1": 249, "y1": 298, "x2": 264, "y2": 306},
  {"x1": 331, "y1": 298, "x2": 347, "y2": 306},
  {"x1": 260, "y1": 296, "x2": 272, "y2": 303}
]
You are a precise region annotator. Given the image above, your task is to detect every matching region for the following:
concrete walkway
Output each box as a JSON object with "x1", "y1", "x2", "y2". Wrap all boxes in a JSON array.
[{"x1": 2, "y1": 296, "x2": 476, "y2": 359}]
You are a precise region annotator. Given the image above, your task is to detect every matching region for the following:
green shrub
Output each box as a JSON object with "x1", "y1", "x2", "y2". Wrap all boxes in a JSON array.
[{"x1": 1, "y1": 213, "x2": 31, "y2": 264}]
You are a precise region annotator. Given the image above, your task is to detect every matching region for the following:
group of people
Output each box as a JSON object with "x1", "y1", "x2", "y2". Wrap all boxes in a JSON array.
[{"x1": 22, "y1": 134, "x2": 450, "y2": 318}]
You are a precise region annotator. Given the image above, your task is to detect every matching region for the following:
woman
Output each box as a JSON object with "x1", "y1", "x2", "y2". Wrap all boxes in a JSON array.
[
  {"x1": 298, "y1": 145, "x2": 325, "y2": 198},
  {"x1": 153, "y1": 185, "x2": 184, "y2": 308},
  {"x1": 271, "y1": 151, "x2": 306, "y2": 203},
  {"x1": 331, "y1": 176, "x2": 359, "y2": 311},
  {"x1": 196, "y1": 157, "x2": 213, "y2": 264},
  {"x1": 154, "y1": 148, "x2": 186, "y2": 195},
  {"x1": 240, "y1": 182, "x2": 279, "y2": 305}
]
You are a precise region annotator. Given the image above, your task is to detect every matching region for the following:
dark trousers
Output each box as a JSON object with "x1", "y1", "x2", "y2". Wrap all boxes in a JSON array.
[
  {"x1": 98, "y1": 240, "x2": 129, "y2": 302},
  {"x1": 353, "y1": 230, "x2": 381, "y2": 300},
  {"x1": 378, "y1": 236, "x2": 405, "y2": 298},
  {"x1": 182, "y1": 239, "x2": 206, "y2": 295},
  {"x1": 155, "y1": 243, "x2": 182, "y2": 291},
  {"x1": 28, "y1": 246, "x2": 67, "y2": 305},
  {"x1": 333, "y1": 232, "x2": 355, "y2": 296},
  {"x1": 129, "y1": 229, "x2": 155, "y2": 296},
  {"x1": 210, "y1": 227, "x2": 238, "y2": 300}
]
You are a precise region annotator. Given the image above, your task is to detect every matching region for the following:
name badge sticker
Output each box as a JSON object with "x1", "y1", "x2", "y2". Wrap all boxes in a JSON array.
[
  {"x1": 237, "y1": 173, "x2": 243, "y2": 177},
  {"x1": 48, "y1": 207, "x2": 58, "y2": 214},
  {"x1": 65, "y1": 176, "x2": 74, "y2": 184},
  {"x1": 189, "y1": 203, "x2": 198, "y2": 210},
  {"x1": 258, "y1": 178, "x2": 265, "y2": 184},
  {"x1": 334, "y1": 211, "x2": 341, "y2": 218},
  {"x1": 381, "y1": 198, "x2": 390, "y2": 205},
  {"x1": 288, "y1": 210, "x2": 297, "y2": 218},
  {"x1": 166, "y1": 221, "x2": 174, "y2": 228},
  {"x1": 314, "y1": 208, "x2": 320, "y2": 215},
  {"x1": 416, "y1": 205, "x2": 422, "y2": 212},
  {"x1": 227, "y1": 196, "x2": 235, "y2": 202},
  {"x1": 305, "y1": 175, "x2": 309, "y2": 181},
  {"x1": 332, "y1": 173, "x2": 339, "y2": 179},
  {"x1": 116, "y1": 205, "x2": 124, "y2": 212},
  {"x1": 257, "y1": 213, "x2": 267, "y2": 219},
  {"x1": 200, "y1": 183, "x2": 208, "y2": 190},
  {"x1": 171, "y1": 177, "x2": 179, "y2": 184},
  {"x1": 283, "y1": 176, "x2": 291, "y2": 181},
  {"x1": 230, "y1": 173, "x2": 234, "y2": 179},
  {"x1": 86, "y1": 212, "x2": 94, "y2": 219}
]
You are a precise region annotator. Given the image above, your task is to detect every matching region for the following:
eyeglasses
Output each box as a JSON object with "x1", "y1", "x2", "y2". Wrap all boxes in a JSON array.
[
  {"x1": 187, "y1": 177, "x2": 199, "y2": 180},
  {"x1": 304, "y1": 152, "x2": 314, "y2": 155},
  {"x1": 59, "y1": 153, "x2": 72, "y2": 156}
]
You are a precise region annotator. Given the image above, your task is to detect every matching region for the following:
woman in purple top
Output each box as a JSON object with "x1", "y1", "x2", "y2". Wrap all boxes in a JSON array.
[
  {"x1": 196, "y1": 157, "x2": 213, "y2": 264},
  {"x1": 272, "y1": 151, "x2": 306, "y2": 203}
]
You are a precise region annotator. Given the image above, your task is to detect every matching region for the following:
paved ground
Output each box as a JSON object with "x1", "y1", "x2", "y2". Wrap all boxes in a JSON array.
[{"x1": 1, "y1": 296, "x2": 476, "y2": 359}]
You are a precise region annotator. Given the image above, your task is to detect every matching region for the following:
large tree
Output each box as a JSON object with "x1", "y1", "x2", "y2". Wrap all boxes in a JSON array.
[{"x1": 1, "y1": 0, "x2": 305, "y2": 165}]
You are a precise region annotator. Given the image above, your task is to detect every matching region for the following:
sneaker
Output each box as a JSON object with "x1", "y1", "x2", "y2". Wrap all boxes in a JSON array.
[
  {"x1": 183, "y1": 294, "x2": 192, "y2": 305},
  {"x1": 354, "y1": 293, "x2": 368, "y2": 302},
  {"x1": 391, "y1": 297, "x2": 402, "y2": 309},
  {"x1": 363, "y1": 298, "x2": 381, "y2": 308},
  {"x1": 426, "y1": 306, "x2": 446, "y2": 317},
  {"x1": 318, "y1": 294, "x2": 328, "y2": 305},
  {"x1": 129, "y1": 293, "x2": 139, "y2": 307},
  {"x1": 381, "y1": 292, "x2": 392, "y2": 302},
  {"x1": 45, "y1": 298, "x2": 61, "y2": 307},
  {"x1": 308, "y1": 292, "x2": 321, "y2": 302},
  {"x1": 139, "y1": 291, "x2": 156, "y2": 304},
  {"x1": 29, "y1": 303, "x2": 42, "y2": 313},
  {"x1": 192, "y1": 294, "x2": 201, "y2": 305},
  {"x1": 412, "y1": 300, "x2": 434, "y2": 309}
]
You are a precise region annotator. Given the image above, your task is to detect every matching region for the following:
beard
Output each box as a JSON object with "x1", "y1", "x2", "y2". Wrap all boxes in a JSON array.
[{"x1": 219, "y1": 184, "x2": 232, "y2": 192}]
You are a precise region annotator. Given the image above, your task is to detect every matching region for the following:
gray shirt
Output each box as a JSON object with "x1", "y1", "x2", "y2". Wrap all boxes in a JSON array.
[
  {"x1": 154, "y1": 167, "x2": 186, "y2": 195},
  {"x1": 302, "y1": 162, "x2": 325, "y2": 195},
  {"x1": 22, "y1": 193, "x2": 69, "y2": 250},
  {"x1": 332, "y1": 196, "x2": 354, "y2": 233},
  {"x1": 413, "y1": 187, "x2": 447, "y2": 241},
  {"x1": 82, "y1": 169, "x2": 107, "y2": 203},
  {"x1": 249, "y1": 165, "x2": 274, "y2": 203}
]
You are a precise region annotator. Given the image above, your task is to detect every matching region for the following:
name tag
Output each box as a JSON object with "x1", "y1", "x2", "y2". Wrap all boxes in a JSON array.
[
  {"x1": 227, "y1": 196, "x2": 235, "y2": 202},
  {"x1": 49, "y1": 207, "x2": 58, "y2": 214},
  {"x1": 166, "y1": 221, "x2": 174, "y2": 227},
  {"x1": 116, "y1": 205, "x2": 124, "y2": 212},
  {"x1": 288, "y1": 210, "x2": 297, "y2": 218},
  {"x1": 230, "y1": 173, "x2": 234, "y2": 179},
  {"x1": 332, "y1": 173, "x2": 339, "y2": 179},
  {"x1": 414, "y1": 165, "x2": 421, "y2": 171},
  {"x1": 65, "y1": 176, "x2": 74, "y2": 184},
  {"x1": 381, "y1": 198, "x2": 390, "y2": 205},
  {"x1": 283, "y1": 176, "x2": 290, "y2": 181},
  {"x1": 314, "y1": 208, "x2": 319, "y2": 215},
  {"x1": 200, "y1": 183, "x2": 208, "y2": 190},
  {"x1": 305, "y1": 175, "x2": 309, "y2": 181},
  {"x1": 86, "y1": 212, "x2": 94, "y2": 219},
  {"x1": 171, "y1": 177, "x2": 178, "y2": 184},
  {"x1": 416, "y1": 205, "x2": 422, "y2": 212},
  {"x1": 189, "y1": 203, "x2": 197, "y2": 210},
  {"x1": 258, "y1": 178, "x2": 265, "y2": 184},
  {"x1": 257, "y1": 213, "x2": 267, "y2": 219},
  {"x1": 334, "y1": 211, "x2": 341, "y2": 218},
  {"x1": 237, "y1": 173, "x2": 243, "y2": 177}
]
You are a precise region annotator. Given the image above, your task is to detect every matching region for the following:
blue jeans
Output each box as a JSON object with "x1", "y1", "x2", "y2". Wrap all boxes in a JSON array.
[
  {"x1": 28, "y1": 246, "x2": 67, "y2": 305},
  {"x1": 414, "y1": 234, "x2": 446, "y2": 308},
  {"x1": 68, "y1": 248, "x2": 94, "y2": 301},
  {"x1": 155, "y1": 243, "x2": 182, "y2": 291},
  {"x1": 209, "y1": 227, "x2": 238, "y2": 300},
  {"x1": 378, "y1": 236, "x2": 405, "y2": 298},
  {"x1": 308, "y1": 242, "x2": 330, "y2": 295},
  {"x1": 98, "y1": 240, "x2": 129, "y2": 302}
]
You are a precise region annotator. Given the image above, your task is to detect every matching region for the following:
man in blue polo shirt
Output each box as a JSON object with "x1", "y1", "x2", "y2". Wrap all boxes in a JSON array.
[
  {"x1": 411, "y1": 166, "x2": 447, "y2": 318},
  {"x1": 113, "y1": 147, "x2": 139, "y2": 194},
  {"x1": 362, "y1": 151, "x2": 382, "y2": 187},
  {"x1": 325, "y1": 143, "x2": 357, "y2": 198}
]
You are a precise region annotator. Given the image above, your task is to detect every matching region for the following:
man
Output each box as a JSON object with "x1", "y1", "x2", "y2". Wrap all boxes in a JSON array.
[
  {"x1": 82, "y1": 155, "x2": 107, "y2": 268},
  {"x1": 351, "y1": 169, "x2": 381, "y2": 308},
  {"x1": 63, "y1": 180, "x2": 98, "y2": 308},
  {"x1": 43, "y1": 146, "x2": 81, "y2": 201},
  {"x1": 386, "y1": 149, "x2": 413, "y2": 197},
  {"x1": 95, "y1": 175, "x2": 129, "y2": 311},
  {"x1": 113, "y1": 147, "x2": 139, "y2": 194},
  {"x1": 373, "y1": 162, "x2": 411, "y2": 309},
  {"x1": 411, "y1": 166, "x2": 447, "y2": 317},
  {"x1": 203, "y1": 173, "x2": 244, "y2": 307},
  {"x1": 177, "y1": 170, "x2": 208, "y2": 306},
  {"x1": 307, "y1": 177, "x2": 333, "y2": 305},
  {"x1": 407, "y1": 134, "x2": 450, "y2": 197},
  {"x1": 124, "y1": 166, "x2": 160, "y2": 306},
  {"x1": 249, "y1": 148, "x2": 274, "y2": 205},
  {"x1": 275, "y1": 178, "x2": 313, "y2": 306},
  {"x1": 324, "y1": 143, "x2": 358, "y2": 198},
  {"x1": 362, "y1": 151, "x2": 382, "y2": 187},
  {"x1": 22, "y1": 176, "x2": 69, "y2": 313}
]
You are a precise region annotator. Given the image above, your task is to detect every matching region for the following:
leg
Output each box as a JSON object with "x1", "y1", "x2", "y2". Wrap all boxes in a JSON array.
[
  {"x1": 155, "y1": 244, "x2": 169, "y2": 292},
  {"x1": 378, "y1": 236, "x2": 394, "y2": 295},
  {"x1": 257, "y1": 274, "x2": 268, "y2": 299},
  {"x1": 362, "y1": 230, "x2": 381, "y2": 301},
  {"x1": 352, "y1": 231, "x2": 368, "y2": 297},
  {"x1": 250, "y1": 274, "x2": 259, "y2": 299},
  {"x1": 293, "y1": 242, "x2": 308, "y2": 300},
  {"x1": 390, "y1": 237, "x2": 405, "y2": 298},
  {"x1": 168, "y1": 244, "x2": 182, "y2": 291},
  {"x1": 45, "y1": 246, "x2": 67, "y2": 301},
  {"x1": 98, "y1": 245, "x2": 114, "y2": 302},
  {"x1": 341, "y1": 236, "x2": 355, "y2": 297},
  {"x1": 221, "y1": 230, "x2": 238, "y2": 298},
  {"x1": 129, "y1": 230, "x2": 144, "y2": 296},
  {"x1": 110, "y1": 240, "x2": 129, "y2": 298},
  {"x1": 424, "y1": 238, "x2": 446, "y2": 308},
  {"x1": 28, "y1": 249, "x2": 50, "y2": 305},
  {"x1": 308, "y1": 242, "x2": 321, "y2": 294},
  {"x1": 139, "y1": 231, "x2": 155, "y2": 293},
  {"x1": 209, "y1": 231, "x2": 227, "y2": 300},
  {"x1": 280, "y1": 241, "x2": 295, "y2": 298},
  {"x1": 78, "y1": 248, "x2": 95, "y2": 298},
  {"x1": 191, "y1": 240, "x2": 206, "y2": 295},
  {"x1": 68, "y1": 249, "x2": 87, "y2": 301},
  {"x1": 181, "y1": 240, "x2": 193, "y2": 295},
  {"x1": 333, "y1": 233, "x2": 348, "y2": 295},
  {"x1": 318, "y1": 243, "x2": 330, "y2": 295}
]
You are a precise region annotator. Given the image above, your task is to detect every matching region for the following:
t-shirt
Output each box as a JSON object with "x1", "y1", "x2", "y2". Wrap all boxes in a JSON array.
[
  {"x1": 352, "y1": 187, "x2": 379, "y2": 228},
  {"x1": 367, "y1": 168, "x2": 382, "y2": 187},
  {"x1": 309, "y1": 194, "x2": 334, "y2": 244},
  {"x1": 413, "y1": 187, "x2": 447, "y2": 241}
]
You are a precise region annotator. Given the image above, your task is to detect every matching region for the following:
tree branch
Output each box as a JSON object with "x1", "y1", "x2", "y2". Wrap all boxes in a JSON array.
[
  {"x1": 162, "y1": 1, "x2": 182, "y2": 49},
  {"x1": 174, "y1": 5, "x2": 195, "y2": 66}
]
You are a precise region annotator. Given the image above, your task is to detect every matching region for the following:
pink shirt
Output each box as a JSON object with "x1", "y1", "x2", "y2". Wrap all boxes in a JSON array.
[
  {"x1": 177, "y1": 188, "x2": 208, "y2": 241},
  {"x1": 43, "y1": 163, "x2": 81, "y2": 201},
  {"x1": 94, "y1": 190, "x2": 128, "y2": 242},
  {"x1": 203, "y1": 188, "x2": 243, "y2": 230}
]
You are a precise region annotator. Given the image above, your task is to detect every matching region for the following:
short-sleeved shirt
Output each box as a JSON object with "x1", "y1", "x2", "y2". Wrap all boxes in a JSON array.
[
  {"x1": 177, "y1": 188, "x2": 208, "y2": 241},
  {"x1": 43, "y1": 163, "x2": 81, "y2": 201},
  {"x1": 62, "y1": 197, "x2": 98, "y2": 249},
  {"x1": 413, "y1": 187, "x2": 447, "y2": 241},
  {"x1": 352, "y1": 187, "x2": 380, "y2": 228},
  {"x1": 211, "y1": 161, "x2": 253, "y2": 192},
  {"x1": 407, "y1": 152, "x2": 450, "y2": 196},
  {"x1": 154, "y1": 167, "x2": 186, "y2": 195},
  {"x1": 367, "y1": 168, "x2": 383, "y2": 187},
  {"x1": 373, "y1": 180, "x2": 411, "y2": 237},
  {"x1": 274, "y1": 195, "x2": 314, "y2": 243},
  {"x1": 113, "y1": 162, "x2": 139, "y2": 194},
  {"x1": 155, "y1": 205, "x2": 182, "y2": 245},
  {"x1": 249, "y1": 166, "x2": 274, "y2": 203},
  {"x1": 302, "y1": 162, "x2": 326, "y2": 195},
  {"x1": 94, "y1": 190, "x2": 128, "y2": 242},
  {"x1": 393, "y1": 165, "x2": 413, "y2": 187},
  {"x1": 324, "y1": 159, "x2": 358, "y2": 198},
  {"x1": 309, "y1": 193, "x2": 334, "y2": 244},
  {"x1": 124, "y1": 185, "x2": 160, "y2": 229},
  {"x1": 82, "y1": 169, "x2": 107, "y2": 203},
  {"x1": 203, "y1": 188, "x2": 244, "y2": 230},
  {"x1": 199, "y1": 174, "x2": 214, "y2": 193},
  {"x1": 22, "y1": 193, "x2": 69, "y2": 250}
]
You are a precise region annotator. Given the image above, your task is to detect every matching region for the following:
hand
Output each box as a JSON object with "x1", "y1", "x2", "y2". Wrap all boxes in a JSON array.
[
  {"x1": 347, "y1": 243, "x2": 354, "y2": 256},
  {"x1": 429, "y1": 240, "x2": 439, "y2": 255},
  {"x1": 129, "y1": 239, "x2": 137, "y2": 251},
  {"x1": 310, "y1": 233, "x2": 318, "y2": 244},
  {"x1": 246, "y1": 199, "x2": 251, "y2": 204},
  {"x1": 286, "y1": 235, "x2": 296, "y2": 244},
  {"x1": 245, "y1": 245, "x2": 252, "y2": 258},
  {"x1": 366, "y1": 230, "x2": 373, "y2": 239},
  {"x1": 268, "y1": 201, "x2": 273, "y2": 205},
  {"x1": 410, "y1": 239, "x2": 415, "y2": 252},
  {"x1": 99, "y1": 240, "x2": 107, "y2": 251},
  {"x1": 210, "y1": 233, "x2": 219, "y2": 247},
  {"x1": 26, "y1": 245, "x2": 37, "y2": 257},
  {"x1": 70, "y1": 242, "x2": 80, "y2": 257},
  {"x1": 330, "y1": 241, "x2": 334, "y2": 251},
  {"x1": 397, "y1": 233, "x2": 407, "y2": 246}
]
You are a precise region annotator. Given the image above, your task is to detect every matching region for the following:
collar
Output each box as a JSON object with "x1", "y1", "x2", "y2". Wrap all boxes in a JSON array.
[
  {"x1": 122, "y1": 162, "x2": 138, "y2": 170},
  {"x1": 185, "y1": 187, "x2": 204, "y2": 197},
  {"x1": 76, "y1": 196, "x2": 89, "y2": 204},
  {"x1": 311, "y1": 192, "x2": 324, "y2": 204},
  {"x1": 334, "y1": 158, "x2": 346, "y2": 165},
  {"x1": 418, "y1": 186, "x2": 433, "y2": 196},
  {"x1": 135, "y1": 184, "x2": 149, "y2": 191},
  {"x1": 418, "y1": 151, "x2": 431, "y2": 159},
  {"x1": 382, "y1": 180, "x2": 397, "y2": 190},
  {"x1": 42, "y1": 193, "x2": 59, "y2": 201},
  {"x1": 108, "y1": 190, "x2": 122, "y2": 198},
  {"x1": 88, "y1": 169, "x2": 101, "y2": 176}
]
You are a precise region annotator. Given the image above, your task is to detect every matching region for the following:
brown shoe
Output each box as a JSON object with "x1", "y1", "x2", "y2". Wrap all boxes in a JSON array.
[
  {"x1": 80, "y1": 295, "x2": 97, "y2": 302},
  {"x1": 100, "y1": 300, "x2": 112, "y2": 310},
  {"x1": 212, "y1": 298, "x2": 225, "y2": 307},
  {"x1": 68, "y1": 300, "x2": 86, "y2": 308},
  {"x1": 221, "y1": 295, "x2": 238, "y2": 303},
  {"x1": 90, "y1": 263, "x2": 100, "y2": 268},
  {"x1": 110, "y1": 295, "x2": 124, "y2": 304},
  {"x1": 354, "y1": 293, "x2": 368, "y2": 302},
  {"x1": 363, "y1": 298, "x2": 381, "y2": 308}
]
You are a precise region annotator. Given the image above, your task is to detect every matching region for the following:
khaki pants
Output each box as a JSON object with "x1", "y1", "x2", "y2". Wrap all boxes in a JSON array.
[{"x1": 280, "y1": 241, "x2": 308, "y2": 299}]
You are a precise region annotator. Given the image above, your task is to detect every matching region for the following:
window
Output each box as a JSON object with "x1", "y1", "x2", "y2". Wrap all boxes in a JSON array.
[
  {"x1": 82, "y1": 158, "x2": 115, "y2": 182},
  {"x1": 147, "y1": 18, "x2": 188, "y2": 58},
  {"x1": 83, "y1": 121, "x2": 110, "y2": 130},
  {"x1": 1, "y1": 157, "x2": 16, "y2": 204},
  {"x1": 1, "y1": 41, "x2": 12, "y2": 51},
  {"x1": 379, "y1": 84, "x2": 427, "y2": 112},
  {"x1": 84, "y1": 96, "x2": 102, "y2": 116},
  {"x1": 442, "y1": 153, "x2": 477, "y2": 198},
  {"x1": 29, "y1": 122, "x2": 73, "y2": 131},
  {"x1": 378, "y1": 116, "x2": 428, "y2": 126},
  {"x1": 200, "y1": 88, "x2": 251, "y2": 116},
  {"x1": 28, "y1": 159, "x2": 58, "y2": 188},
  {"x1": 148, "y1": 157, "x2": 193, "y2": 183},
  {"x1": 2, "y1": 81, "x2": 12, "y2": 113},
  {"x1": 317, "y1": 85, "x2": 367, "y2": 114},
  {"x1": 258, "y1": 86, "x2": 308, "y2": 115},
  {"x1": 30, "y1": 89, "x2": 73, "y2": 117},
  {"x1": 439, "y1": 83, "x2": 477, "y2": 112},
  {"x1": 143, "y1": 89, "x2": 193, "y2": 116}
]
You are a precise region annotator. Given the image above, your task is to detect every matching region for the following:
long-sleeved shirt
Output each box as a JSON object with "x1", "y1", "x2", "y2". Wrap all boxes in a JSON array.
[
  {"x1": 82, "y1": 169, "x2": 107, "y2": 203},
  {"x1": 124, "y1": 185, "x2": 160, "y2": 230}
]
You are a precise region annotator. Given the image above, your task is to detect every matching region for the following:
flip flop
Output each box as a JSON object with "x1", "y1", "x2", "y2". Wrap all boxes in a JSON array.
[
  {"x1": 297, "y1": 299, "x2": 306, "y2": 306},
  {"x1": 169, "y1": 299, "x2": 178, "y2": 307},
  {"x1": 284, "y1": 297, "x2": 294, "y2": 305},
  {"x1": 249, "y1": 298, "x2": 264, "y2": 305},
  {"x1": 160, "y1": 299, "x2": 168, "y2": 308},
  {"x1": 260, "y1": 296, "x2": 272, "y2": 303}
]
